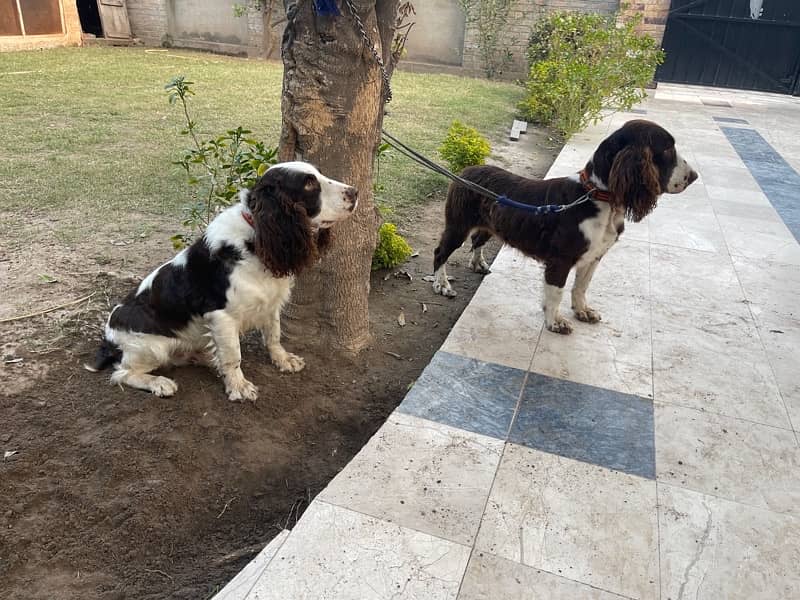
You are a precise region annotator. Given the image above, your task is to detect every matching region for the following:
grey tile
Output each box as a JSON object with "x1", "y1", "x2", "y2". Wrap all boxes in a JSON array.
[
  {"x1": 510, "y1": 373, "x2": 655, "y2": 479},
  {"x1": 397, "y1": 351, "x2": 524, "y2": 440},
  {"x1": 712, "y1": 116, "x2": 749, "y2": 124},
  {"x1": 701, "y1": 99, "x2": 732, "y2": 107},
  {"x1": 721, "y1": 126, "x2": 800, "y2": 242}
]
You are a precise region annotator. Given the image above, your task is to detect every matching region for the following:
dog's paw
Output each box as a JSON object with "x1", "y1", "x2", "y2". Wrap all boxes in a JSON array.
[
  {"x1": 433, "y1": 281, "x2": 457, "y2": 298},
  {"x1": 150, "y1": 376, "x2": 178, "y2": 397},
  {"x1": 227, "y1": 378, "x2": 258, "y2": 403},
  {"x1": 547, "y1": 318, "x2": 573, "y2": 335},
  {"x1": 574, "y1": 307, "x2": 602, "y2": 323},
  {"x1": 469, "y1": 259, "x2": 491, "y2": 275},
  {"x1": 273, "y1": 352, "x2": 305, "y2": 373}
]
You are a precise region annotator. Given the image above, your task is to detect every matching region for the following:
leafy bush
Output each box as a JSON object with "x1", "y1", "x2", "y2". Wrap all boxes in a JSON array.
[
  {"x1": 372, "y1": 223, "x2": 413, "y2": 270},
  {"x1": 520, "y1": 12, "x2": 664, "y2": 137},
  {"x1": 438, "y1": 121, "x2": 491, "y2": 173},
  {"x1": 165, "y1": 76, "x2": 278, "y2": 248}
]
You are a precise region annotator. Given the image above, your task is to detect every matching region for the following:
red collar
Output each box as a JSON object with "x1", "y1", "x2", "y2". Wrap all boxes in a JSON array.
[
  {"x1": 579, "y1": 169, "x2": 613, "y2": 203},
  {"x1": 242, "y1": 210, "x2": 255, "y2": 228}
]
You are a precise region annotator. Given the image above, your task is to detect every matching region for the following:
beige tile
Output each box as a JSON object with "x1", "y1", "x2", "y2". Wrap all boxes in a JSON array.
[
  {"x1": 531, "y1": 301, "x2": 652, "y2": 398},
  {"x1": 213, "y1": 530, "x2": 290, "y2": 600},
  {"x1": 248, "y1": 501, "x2": 470, "y2": 600},
  {"x1": 652, "y1": 306, "x2": 788, "y2": 427},
  {"x1": 650, "y1": 245, "x2": 750, "y2": 318},
  {"x1": 648, "y1": 208, "x2": 728, "y2": 254},
  {"x1": 655, "y1": 403, "x2": 800, "y2": 514},
  {"x1": 475, "y1": 445, "x2": 659, "y2": 600},
  {"x1": 718, "y1": 214, "x2": 800, "y2": 266},
  {"x1": 458, "y1": 552, "x2": 625, "y2": 600},
  {"x1": 319, "y1": 413, "x2": 504, "y2": 546},
  {"x1": 441, "y1": 263, "x2": 543, "y2": 371},
  {"x1": 659, "y1": 484, "x2": 800, "y2": 600},
  {"x1": 732, "y1": 254, "x2": 800, "y2": 321},
  {"x1": 749, "y1": 314, "x2": 800, "y2": 433}
]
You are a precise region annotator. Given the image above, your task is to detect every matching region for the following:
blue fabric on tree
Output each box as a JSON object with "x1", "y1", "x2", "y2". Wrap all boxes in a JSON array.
[{"x1": 314, "y1": 0, "x2": 341, "y2": 16}]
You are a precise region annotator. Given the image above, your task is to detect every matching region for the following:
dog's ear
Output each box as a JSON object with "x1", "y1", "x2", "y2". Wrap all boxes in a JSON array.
[
  {"x1": 609, "y1": 146, "x2": 660, "y2": 222},
  {"x1": 250, "y1": 181, "x2": 316, "y2": 277}
]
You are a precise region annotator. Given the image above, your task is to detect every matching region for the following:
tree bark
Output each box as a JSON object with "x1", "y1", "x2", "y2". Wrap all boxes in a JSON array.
[{"x1": 279, "y1": 0, "x2": 399, "y2": 353}]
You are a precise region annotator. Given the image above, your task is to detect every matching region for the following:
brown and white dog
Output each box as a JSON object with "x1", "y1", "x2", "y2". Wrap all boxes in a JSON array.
[
  {"x1": 432, "y1": 119, "x2": 698, "y2": 333},
  {"x1": 87, "y1": 162, "x2": 357, "y2": 401}
]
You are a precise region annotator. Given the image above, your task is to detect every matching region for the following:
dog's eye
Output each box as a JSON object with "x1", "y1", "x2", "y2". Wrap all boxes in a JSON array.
[{"x1": 304, "y1": 177, "x2": 318, "y2": 191}]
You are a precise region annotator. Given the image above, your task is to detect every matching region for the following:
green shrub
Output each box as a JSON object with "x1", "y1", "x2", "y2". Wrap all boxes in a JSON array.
[
  {"x1": 165, "y1": 76, "x2": 278, "y2": 249},
  {"x1": 438, "y1": 121, "x2": 491, "y2": 173},
  {"x1": 520, "y1": 12, "x2": 664, "y2": 137},
  {"x1": 372, "y1": 223, "x2": 413, "y2": 270}
]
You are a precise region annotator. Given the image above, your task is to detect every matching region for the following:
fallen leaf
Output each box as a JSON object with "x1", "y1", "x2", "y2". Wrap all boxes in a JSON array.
[
  {"x1": 383, "y1": 273, "x2": 390, "y2": 281},
  {"x1": 4, "y1": 450, "x2": 18, "y2": 460},
  {"x1": 393, "y1": 270, "x2": 413, "y2": 281},
  {"x1": 410, "y1": 252, "x2": 419, "y2": 258},
  {"x1": 421, "y1": 275, "x2": 435, "y2": 282},
  {"x1": 3, "y1": 358, "x2": 23, "y2": 365},
  {"x1": 397, "y1": 310, "x2": 406, "y2": 327},
  {"x1": 421, "y1": 303, "x2": 428, "y2": 313}
]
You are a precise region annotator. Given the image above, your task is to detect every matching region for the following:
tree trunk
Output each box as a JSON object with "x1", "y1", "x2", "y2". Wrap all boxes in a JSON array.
[{"x1": 279, "y1": 0, "x2": 398, "y2": 353}]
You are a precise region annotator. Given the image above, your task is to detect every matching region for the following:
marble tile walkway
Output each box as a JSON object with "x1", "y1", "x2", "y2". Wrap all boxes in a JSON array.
[{"x1": 214, "y1": 84, "x2": 800, "y2": 600}]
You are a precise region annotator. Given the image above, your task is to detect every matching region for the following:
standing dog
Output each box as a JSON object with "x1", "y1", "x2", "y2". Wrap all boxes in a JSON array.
[
  {"x1": 87, "y1": 162, "x2": 357, "y2": 401},
  {"x1": 432, "y1": 120, "x2": 698, "y2": 333}
]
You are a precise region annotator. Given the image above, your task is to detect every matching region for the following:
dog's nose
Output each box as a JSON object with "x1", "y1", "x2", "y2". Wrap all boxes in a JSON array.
[
  {"x1": 345, "y1": 186, "x2": 358, "y2": 209},
  {"x1": 687, "y1": 170, "x2": 698, "y2": 185}
]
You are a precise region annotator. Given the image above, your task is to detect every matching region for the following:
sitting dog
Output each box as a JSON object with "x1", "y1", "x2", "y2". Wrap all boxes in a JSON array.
[
  {"x1": 432, "y1": 119, "x2": 698, "y2": 333},
  {"x1": 87, "y1": 162, "x2": 358, "y2": 401}
]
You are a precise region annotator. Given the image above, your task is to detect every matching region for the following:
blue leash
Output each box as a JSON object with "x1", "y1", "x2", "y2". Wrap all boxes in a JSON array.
[{"x1": 381, "y1": 130, "x2": 593, "y2": 215}]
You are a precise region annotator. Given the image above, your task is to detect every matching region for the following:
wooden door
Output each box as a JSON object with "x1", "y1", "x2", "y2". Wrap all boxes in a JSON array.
[{"x1": 98, "y1": 0, "x2": 131, "y2": 39}]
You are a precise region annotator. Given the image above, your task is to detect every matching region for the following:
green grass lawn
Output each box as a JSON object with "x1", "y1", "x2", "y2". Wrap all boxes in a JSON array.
[{"x1": 0, "y1": 47, "x2": 523, "y2": 225}]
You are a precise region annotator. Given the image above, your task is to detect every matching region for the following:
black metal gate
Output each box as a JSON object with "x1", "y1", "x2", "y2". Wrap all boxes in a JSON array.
[{"x1": 657, "y1": 0, "x2": 800, "y2": 95}]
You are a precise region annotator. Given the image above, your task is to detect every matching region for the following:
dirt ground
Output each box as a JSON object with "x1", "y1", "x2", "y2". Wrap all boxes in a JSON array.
[{"x1": 0, "y1": 130, "x2": 559, "y2": 599}]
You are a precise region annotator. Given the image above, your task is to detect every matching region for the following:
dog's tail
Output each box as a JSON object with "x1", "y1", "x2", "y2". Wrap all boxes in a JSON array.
[{"x1": 83, "y1": 338, "x2": 122, "y2": 373}]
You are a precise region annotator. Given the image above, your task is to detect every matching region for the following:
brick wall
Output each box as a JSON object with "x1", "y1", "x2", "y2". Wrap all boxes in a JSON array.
[
  {"x1": 126, "y1": 0, "x2": 168, "y2": 46},
  {"x1": 462, "y1": 0, "x2": 620, "y2": 79},
  {"x1": 620, "y1": 0, "x2": 671, "y2": 45},
  {"x1": 121, "y1": 0, "x2": 668, "y2": 78}
]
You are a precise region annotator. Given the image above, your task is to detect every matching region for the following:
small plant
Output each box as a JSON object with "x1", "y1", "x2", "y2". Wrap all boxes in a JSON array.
[
  {"x1": 165, "y1": 76, "x2": 277, "y2": 248},
  {"x1": 439, "y1": 121, "x2": 491, "y2": 173},
  {"x1": 372, "y1": 223, "x2": 413, "y2": 271},
  {"x1": 520, "y1": 11, "x2": 664, "y2": 137}
]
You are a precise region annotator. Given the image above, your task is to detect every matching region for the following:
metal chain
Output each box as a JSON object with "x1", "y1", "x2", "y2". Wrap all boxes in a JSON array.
[{"x1": 342, "y1": 0, "x2": 393, "y2": 103}]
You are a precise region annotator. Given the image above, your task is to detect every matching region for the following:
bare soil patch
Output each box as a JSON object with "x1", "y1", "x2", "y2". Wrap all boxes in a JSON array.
[{"x1": 0, "y1": 133, "x2": 558, "y2": 599}]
